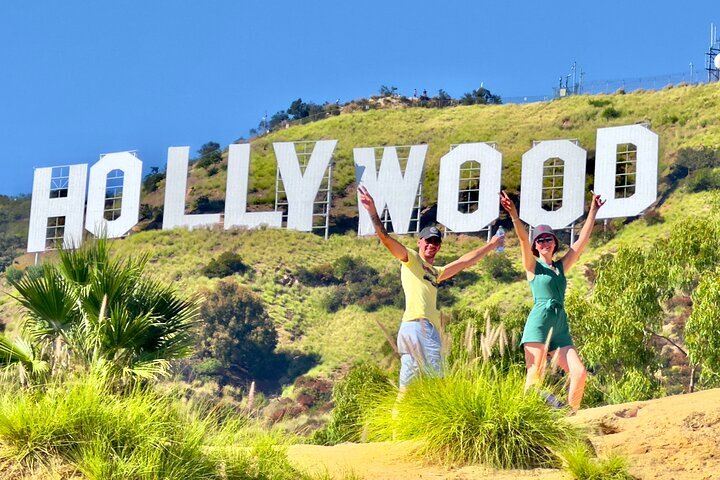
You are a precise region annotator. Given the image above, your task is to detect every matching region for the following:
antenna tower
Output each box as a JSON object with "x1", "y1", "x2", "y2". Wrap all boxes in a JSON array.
[
  {"x1": 706, "y1": 23, "x2": 720, "y2": 82},
  {"x1": 554, "y1": 61, "x2": 584, "y2": 98}
]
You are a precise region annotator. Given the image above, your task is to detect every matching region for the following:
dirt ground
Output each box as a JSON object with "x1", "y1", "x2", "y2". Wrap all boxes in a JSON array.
[{"x1": 287, "y1": 388, "x2": 720, "y2": 480}]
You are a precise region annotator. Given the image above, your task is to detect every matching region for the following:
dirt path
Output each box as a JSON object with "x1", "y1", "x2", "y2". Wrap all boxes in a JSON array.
[
  {"x1": 288, "y1": 388, "x2": 720, "y2": 480},
  {"x1": 570, "y1": 388, "x2": 720, "y2": 480}
]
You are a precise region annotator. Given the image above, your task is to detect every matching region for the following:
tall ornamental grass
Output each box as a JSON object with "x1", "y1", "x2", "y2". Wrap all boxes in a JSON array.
[
  {"x1": 364, "y1": 364, "x2": 581, "y2": 468},
  {"x1": 0, "y1": 376, "x2": 308, "y2": 480},
  {"x1": 561, "y1": 441, "x2": 634, "y2": 480}
]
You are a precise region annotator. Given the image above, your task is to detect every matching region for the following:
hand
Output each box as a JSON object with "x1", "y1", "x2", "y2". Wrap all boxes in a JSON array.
[
  {"x1": 499, "y1": 191, "x2": 518, "y2": 218},
  {"x1": 589, "y1": 193, "x2": 606, "y2": 213},
  {"x1": 358, "y1": 185, "x2": 378, "y2": 216},
  {"x1": 490, "y1": 233, "x2": 504, "y2": 249}
]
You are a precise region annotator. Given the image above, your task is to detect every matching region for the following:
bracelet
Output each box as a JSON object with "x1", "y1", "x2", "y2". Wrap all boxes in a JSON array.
[{"x1": 511, "y1": 216, "x2": 519, "y2": 221}]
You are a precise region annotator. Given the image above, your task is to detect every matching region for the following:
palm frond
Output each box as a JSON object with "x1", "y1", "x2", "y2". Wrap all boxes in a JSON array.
[
  {"x1": 0, "y1": 334, "x2": 49, "y2": 374},
  {"x1": 11, "y1": 268, "x2": 80, "y2": 339}
]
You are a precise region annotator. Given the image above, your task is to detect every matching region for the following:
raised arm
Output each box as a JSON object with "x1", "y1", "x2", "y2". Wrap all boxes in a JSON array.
[
  {"x1": 500, "y1": 191, "x2": 536, "y2": 274},
  {"x1": 438, "y1": 235, "x2": 503, "y2": 282},
  {"x1": 561, "y1": 194, "x2": 605, "y2": 271},
  {"x1": 358, "y1": 186, "x2": 408, "y2": 262}
]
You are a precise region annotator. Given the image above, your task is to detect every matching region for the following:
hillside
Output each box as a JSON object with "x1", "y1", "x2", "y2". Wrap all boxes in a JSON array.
[
  {"x1": 288, "y1": 387, "x2": 720, "y2": 480},
  {"x1": 142, "y1": 82, "x2": 720, "y2": 216},
  {"x1": 123, "y1": 85, "x2": 720, "y2": 378},
  {"x1": 3, "y1": 83, "x2": 720, "y2": 391}
]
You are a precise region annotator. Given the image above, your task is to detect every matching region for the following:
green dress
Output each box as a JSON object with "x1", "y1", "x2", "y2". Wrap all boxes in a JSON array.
[{"x1": 520, "y1": 259, "x2": 574, "y2": 351}]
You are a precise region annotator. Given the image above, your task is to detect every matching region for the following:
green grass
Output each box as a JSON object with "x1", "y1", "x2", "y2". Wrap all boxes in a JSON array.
[
  {"x1": 0, "y1": 375, "x2": 319, "y2": 479},
  {"x1": 562, "y1": 441, "x2": 634, "y2": 480},
  {"x1": 5, "y1": 84, "x2": 720, "y2": 395},
  {"x1": 168, "y1": 83, "x2": 720, "y2": 210},
  {"x1": 364, "y1": 364, "x2": 581, "y2": 468}
]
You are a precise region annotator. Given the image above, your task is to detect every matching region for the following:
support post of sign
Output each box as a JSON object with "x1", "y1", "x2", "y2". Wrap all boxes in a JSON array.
[
  {"x1": 274, "y1": 165, "x2": 285, "y2": 224},
  {"x1": 324, "y1": 161, "x2": 333, "y2": 240}
]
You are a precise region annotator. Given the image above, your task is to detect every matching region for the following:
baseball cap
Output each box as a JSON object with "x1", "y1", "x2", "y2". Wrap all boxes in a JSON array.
[{"x1": 419, "y1": 226, "x2": 442, "y2": 241}]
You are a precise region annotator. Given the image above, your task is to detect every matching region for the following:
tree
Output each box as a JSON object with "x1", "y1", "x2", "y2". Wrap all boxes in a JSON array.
[
  {"x1": 686, "y1": 271, "x2": 720, "y2": 387},
  {"x1": 268, "y1": 111, "x2": 289, "y2": 130},
  {"x1": 197, "y1": 280, "x2": 278, "y2": 382},
  {"x1": 142, "y1": 167, "x2": 165, "y2": 193},
  {"x1": 196, "y1": 142, "x2": 222, "y2": 169},
  {"x1": 379, "y1": 85, "x2": 398, "y2": 97},
  {"x1": 568, "y1": 201, "x2": 720, "y2": 395},
  {"x1": 198, "y1": 142, "x2": 221, "y2": 158},
  {"x1": 460, "y1": 86, "x2": 502, "y2": 105},
  {"x1": 567, "y1": 248, "x2": 670, "y2": 373},
  {"x1": 5, "y1": 238, "x2": 198, "y2": 385},
  {"x1": 287, "y1": 98, "x2": 309, "y2": 119},
  {"x1": 434, "y1": 89, "x2": 453, "y2": 108}
]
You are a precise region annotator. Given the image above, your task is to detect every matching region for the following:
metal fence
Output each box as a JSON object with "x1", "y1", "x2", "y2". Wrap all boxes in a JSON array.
[
  {"x1": 504, "y1": 71, "x2": 704, "y2": 105},
  {"x1": 248, "y1": 71, "x2": 713, "y2": 138}
]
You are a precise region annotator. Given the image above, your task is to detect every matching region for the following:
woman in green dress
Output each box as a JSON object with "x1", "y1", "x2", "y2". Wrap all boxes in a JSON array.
[{"x1": 500, "y1": 191, "x2": 604, "y2": 412}]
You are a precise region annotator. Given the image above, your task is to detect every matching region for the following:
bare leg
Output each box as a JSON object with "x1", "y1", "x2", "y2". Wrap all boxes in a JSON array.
[
  {"x1": 552, "y1": 346, "x2": 588, "y2": 412},
  {"x1": 523, "y1": 342, "x2": 548, "y2": 393}
]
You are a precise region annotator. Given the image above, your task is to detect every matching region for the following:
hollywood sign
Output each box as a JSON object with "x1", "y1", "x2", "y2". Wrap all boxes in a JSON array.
[{"x1": 27, "y1": 124, "x2": 658, "y2": 253}]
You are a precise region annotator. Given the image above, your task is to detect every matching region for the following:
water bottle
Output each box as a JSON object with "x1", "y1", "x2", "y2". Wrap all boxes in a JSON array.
[{"x1": 495, "y1": 226, "x2": 505, "y2": 253}]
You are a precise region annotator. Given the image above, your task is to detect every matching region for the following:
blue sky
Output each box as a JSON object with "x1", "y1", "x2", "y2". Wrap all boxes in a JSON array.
[{"x1": 0, "y1": 0, "x2": 716, "y2": 195}]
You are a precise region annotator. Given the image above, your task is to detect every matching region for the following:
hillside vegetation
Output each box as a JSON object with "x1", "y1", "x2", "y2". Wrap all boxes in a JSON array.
[
  {"x1": 3, "y1": 82, "x2": 720, "y2": 400},
  {"x1": 142, "y1": 83, "x2": 720, "y2": 212},
  {"x1": 1, "y1": 83, "x2": 720, "y2": 479}
]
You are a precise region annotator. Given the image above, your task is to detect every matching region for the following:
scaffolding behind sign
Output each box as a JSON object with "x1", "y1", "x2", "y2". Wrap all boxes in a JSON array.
[
  {"x1": 375, "y1": 145, "x2": 423, "y2": 234},
  {"x1": 443, "y1": 143, "x2": 498, "y2": 241},
  {"x1": 275, "y1": 141, "x2": 333, "y2": 239}
]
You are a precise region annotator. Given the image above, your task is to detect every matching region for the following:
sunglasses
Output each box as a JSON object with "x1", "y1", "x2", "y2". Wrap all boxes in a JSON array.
[
  {"x1": 424, "y1": 237, "x2": 442, "y2": 246},
  {"x1": 535, "y1": 236, "x2": 555, "y2": 244}
]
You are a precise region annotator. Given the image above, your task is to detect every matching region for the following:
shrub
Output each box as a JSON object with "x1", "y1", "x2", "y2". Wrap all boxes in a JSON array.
[
  {"x1": 333, "y1": 256, "x2": 375, "y2": 283},
  {"x1": 601, "y1": 106, "x2": 621, "y2": 119},
  {"x1": 587, "y1": 98, "x2": 612, "y2": 108},
  {"x1": 365, "y1": 364, "x2": 580, "y2": 468},
  {"x1": 293, "y1": 375, "x2": 333, "y2": 410},
  {"x1": 193, "y1": 195, "x2": 225, "y2": 214},
  {"x1": 311, "y1": 362, "x2": 393, "y2": 445},
  {"x1": 301, "y1": 256, "x2": 402, "y2": 312},
  {"x1": 685, "y1": 168, "x2": 720, "y2": 193},
  {"x1": 202, "y1": 251, "x2": 249, "y2": 278},
  {"x1": 319, "y1": 287, "x2": 345, "y2": 313},
  {"x1": 0, "y1": 376, "x2": 310, "y2": 480},
  {"x1": 198, "y1": 281, "x2": 278, "y2": 382},
  {"x1": 677, "y1": 147, "x2": 720, "y2": 172},
  {"x1": 23, "y1": 263, "x2": 45, "y2": 280},
  {"x1": 605, "y1": 368, "x2": 662, "y2": 405},
  {"x1": 4, "y1": 266, "x2": 23, "y2": 284},
  {"x1": 590, "y1": 220, "x2": 621, "y2": 247},
  {"x1": 562, "y1": 441, "x2": 634, "y2": 480},
  {"x1": 642, "y1": 208, "x2": 664, "y2": 225},
  {"x1": 296, "y1": 262, "x2": 337, "y2": 286},
  {"x1": 482, "y1": 253, "x2": 521, "y2": 282},
  {"x1": 193, "y1": 358, "x2": 223, "y2": 380}
]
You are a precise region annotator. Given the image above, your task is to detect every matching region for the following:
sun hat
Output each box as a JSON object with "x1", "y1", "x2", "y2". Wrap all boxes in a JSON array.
[
  {"x1": 419, "y1": 225, "x2": 442, "y2": 242},
  {"x1": 530, "y1": 224, "x2": 559, "y2": 256}
]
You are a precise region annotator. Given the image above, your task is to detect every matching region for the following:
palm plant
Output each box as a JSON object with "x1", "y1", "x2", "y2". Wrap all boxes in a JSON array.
[{"x1": 3, "y1": 238, "x2": 199, "y2": 384}]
